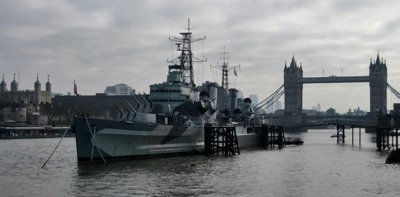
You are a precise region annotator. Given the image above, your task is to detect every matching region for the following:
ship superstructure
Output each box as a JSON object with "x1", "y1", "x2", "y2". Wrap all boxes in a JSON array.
[
  {"x1": 73, "y1": 21, "x2": 262, "y2": 163},
  {"x1": 149, "y1": 19, "x2": 206, "y2": 113}
]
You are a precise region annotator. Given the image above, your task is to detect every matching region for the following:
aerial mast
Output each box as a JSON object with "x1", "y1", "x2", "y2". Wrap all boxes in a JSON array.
[
  {"x1": 168, "y1": 18, "x2": 206, "y2": 87},
  {"x1": 211, "y1": 46, "x2": 240, "y2": 90}
]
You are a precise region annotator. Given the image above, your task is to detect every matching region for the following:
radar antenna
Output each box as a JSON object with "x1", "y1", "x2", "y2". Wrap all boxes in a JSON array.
[
  {"x1": 167, "y1": 18, "x2": 206, "y2": 87},
  {"x1": 211, "y1": 46, "x2": 240, "y2": 90}
]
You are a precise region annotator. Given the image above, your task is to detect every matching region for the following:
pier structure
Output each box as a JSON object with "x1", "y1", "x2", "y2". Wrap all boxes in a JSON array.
[
  {"x1": 334, "y1": 124, "x2": 363, "y2": 146},
  {"x1": 376, "y1": 128, "x2": 399, "y2": 151},
  {"x1": 322, "y1": 117, "x2": 400, "y2": 150},
  {"x1": 204, "y1": 124, "x2": 287, "y2": 156},
  {"x1": 376, "y1": 115, "x2": 399, "y2": 151},
  {"x1": 0, "y1": 126, "x2": 72, "y2": 139},
  {"x1": 204, "y1": 124, "x2": 240, "y2": 156},
  {"x1": 257, "y1": 125, "x2": 286, "y2": 148},
  {"x1": 336, "y1": 125, "x2": 345, "y2": 143}
]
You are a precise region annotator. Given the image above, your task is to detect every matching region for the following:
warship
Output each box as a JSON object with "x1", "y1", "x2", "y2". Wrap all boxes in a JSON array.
[{"x1": 73, "y1": 21, "x2": 263, "y2": 163}]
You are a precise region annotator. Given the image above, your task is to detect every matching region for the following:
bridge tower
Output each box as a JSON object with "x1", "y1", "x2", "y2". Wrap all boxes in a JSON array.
[
  {"x1": 284, "y1": 56, "x2": 303, "y2": 125},
  {"x1": 369, "y1": 53, "x2": 387, "y2": 119}
]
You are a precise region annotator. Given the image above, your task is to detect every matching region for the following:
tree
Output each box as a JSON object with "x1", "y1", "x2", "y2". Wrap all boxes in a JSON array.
[{"x1": 326, "y1": 107, "x2": 337, "y2": 116}]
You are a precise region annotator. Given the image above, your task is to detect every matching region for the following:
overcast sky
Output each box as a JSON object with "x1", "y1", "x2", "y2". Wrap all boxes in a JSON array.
[{"x1": 1, "y1": 0, "x2": 400, "y2": 113}]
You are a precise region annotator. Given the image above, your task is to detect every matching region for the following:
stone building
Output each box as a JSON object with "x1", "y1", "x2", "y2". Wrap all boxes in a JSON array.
[
  {"x1": 51, "y1": 93, "x2": 149, "y2": 124},
  {"x1": 0, "y1": 74, "x2": 52, "y2": 106},
  {"x1": 105, "y1": 83, "x2": 136, "y2": 95},
  {"x1": 369, "y1": 54, "x2": 387, "y2": 116},
  {"x1": 283, "y1": 56, "x2": 303, "y2": 125},
  {"x1": 0, "y1": 74, "x2": 51, "y2": 123}
]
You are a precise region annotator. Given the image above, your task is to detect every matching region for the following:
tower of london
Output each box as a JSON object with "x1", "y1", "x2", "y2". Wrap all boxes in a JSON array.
[{"x1": 0, "y1": 73, "x2": 52, "y2": 106}]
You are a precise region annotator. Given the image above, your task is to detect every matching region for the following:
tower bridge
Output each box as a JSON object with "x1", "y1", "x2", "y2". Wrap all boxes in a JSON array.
[
  {"x1": 253, "y1": 53, "x2": 400, "y2": 129},
  {"x1": 283, "y1": 54, "x2": 387, "y2": 126},
  {"x1": 254, "y1": 53, "x2": 400, "y2": 150}
]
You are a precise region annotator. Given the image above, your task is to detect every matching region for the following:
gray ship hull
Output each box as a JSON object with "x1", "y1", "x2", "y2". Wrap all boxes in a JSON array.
[{"x1": 73, "y1": 117, "x2": 259, "y2": 163}]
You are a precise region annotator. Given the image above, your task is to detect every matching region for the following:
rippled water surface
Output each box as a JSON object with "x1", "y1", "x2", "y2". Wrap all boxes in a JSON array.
[{"x1": 1, "y1": 129, "x2": 400, "y2": 197}]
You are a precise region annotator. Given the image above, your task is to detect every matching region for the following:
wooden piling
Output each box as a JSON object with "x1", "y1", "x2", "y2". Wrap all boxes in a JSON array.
[
  {"x1": 259, "y1": 125, "x2": 285, "y2": 148},
  {"x1": 396, "y1": 128, "x2": 398, "y2": 150},
  {"x1": 337, "y1": 125, "x2": 345, "y2": 143},
  {"x1": 382, "y1": 129, "x2": 386, "y2": 149},
  {"x1": 392, "y1": 129, "x2": 394, "y2": 148},
  {"x1": 387, "y1": 129, "x2": 390, "y2": 149},
  {"x1": 204, "y1": 125, "x2": 240, "y2": 156},
  {"x1": 352, "y1": 126, "x2": 354, "y2": 146},
  {"x1": 377, "y1": 128, "x2": 382, "y2": 151}
]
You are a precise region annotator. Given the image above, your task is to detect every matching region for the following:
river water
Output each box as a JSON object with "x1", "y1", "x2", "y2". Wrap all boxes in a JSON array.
[{"x1": 1, "y1": 129, "x2": 399, "y2": 197}]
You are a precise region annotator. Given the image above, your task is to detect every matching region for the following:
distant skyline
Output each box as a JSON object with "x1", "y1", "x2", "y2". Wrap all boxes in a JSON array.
[{"x1": 1, "y1": 0, "x2": 400, "y2": 113}]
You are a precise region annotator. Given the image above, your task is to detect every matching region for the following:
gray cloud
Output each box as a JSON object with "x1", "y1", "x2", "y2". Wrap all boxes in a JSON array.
[{"x1": 0, "y1": 0, "x2": 399, "y2": 113}]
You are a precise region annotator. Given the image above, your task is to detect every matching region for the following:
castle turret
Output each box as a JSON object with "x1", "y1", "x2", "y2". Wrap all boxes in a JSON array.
[
  {"x1": 34, "y1": 73, "x2": 41, "y2": 104},
  {"x1": 0, "y1": 73, "x2": 6, "y2": 93},
  {"x1": 0, "y1": 74, "x2": 6, "y2": 103},
  {"x1": 10, "y1": 73, "x2": 18, "y2": 92},
  {"x1": 34, "y1": 73, "x2": 41, "y2": 92},
  {"x1": 46, "y1": 74, "x2": 51, "y2": 93},
  {"x1": 45, "y1": 74, "x2": 52, "y2": 103}
]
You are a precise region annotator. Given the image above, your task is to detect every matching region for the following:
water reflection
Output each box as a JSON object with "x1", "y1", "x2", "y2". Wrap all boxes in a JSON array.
[
  {"x1": 73, "y1": 155, "x2": 226, "y2": 196},
  {"x1": 2, "y1": 130, "x2": 400, "y2": 196}
]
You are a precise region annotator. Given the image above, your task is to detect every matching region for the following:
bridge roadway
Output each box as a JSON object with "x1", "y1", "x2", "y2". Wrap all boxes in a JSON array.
[
  {"x1": 301, "y1": 118, "x2": 378, "y2": 128},
  {"x1": 265, "y1": 114, "x2": 398, "y2": 129},
  {"x1": 303, "y1": 115, "x2": 366, "y2": 121},
  {"x1": 300, "y1": 76, "x2": 370, "y2": 84}
]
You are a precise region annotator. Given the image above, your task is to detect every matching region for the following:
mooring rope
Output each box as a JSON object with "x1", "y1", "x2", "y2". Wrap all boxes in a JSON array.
[
  {"x1": 41, "y1": 126, "x2": 70, "y2": 169},
  {"x1": 84, "y1": 116, "x2": 107, "y2": 164},
  {"x1": 90, "y1": 125, "x2": 96, "y2": 162}
]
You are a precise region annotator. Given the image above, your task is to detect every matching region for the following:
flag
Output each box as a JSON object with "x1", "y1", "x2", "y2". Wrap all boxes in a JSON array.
[
  {"x1": 74, "y1": 80, "x2": 78, "y2": 95},
  {"x1": 234, "y1": 69, "x2": 237, "y2": 76}
]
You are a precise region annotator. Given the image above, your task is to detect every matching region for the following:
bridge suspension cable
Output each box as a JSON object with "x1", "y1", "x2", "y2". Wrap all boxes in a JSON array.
[
  {"x1": 253, "y1": 84, "x2": 284, "y2": 112},
  {"x1": 387, "y1": 83, "x2": 400, "y2": 99},
  {"x1": 258, "y1": 90, "x2": 284, "y2": 112}
]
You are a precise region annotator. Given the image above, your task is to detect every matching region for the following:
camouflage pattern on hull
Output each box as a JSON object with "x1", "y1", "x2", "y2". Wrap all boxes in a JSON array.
[
  {"x1": 73, "y1": 117, "x2": 260, "y2": 163},
  {"x1": 74, "y1": 116, "x2": 204, "y2": 163}
]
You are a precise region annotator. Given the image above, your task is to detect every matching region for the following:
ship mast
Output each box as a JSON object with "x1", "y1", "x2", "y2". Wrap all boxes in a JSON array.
[
  {"x1": 168, "y1": 19, "x2": 206, "y2": 87},
  {"x1": 211, "y1": 46, "x2": 240, "y2": 90}
]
